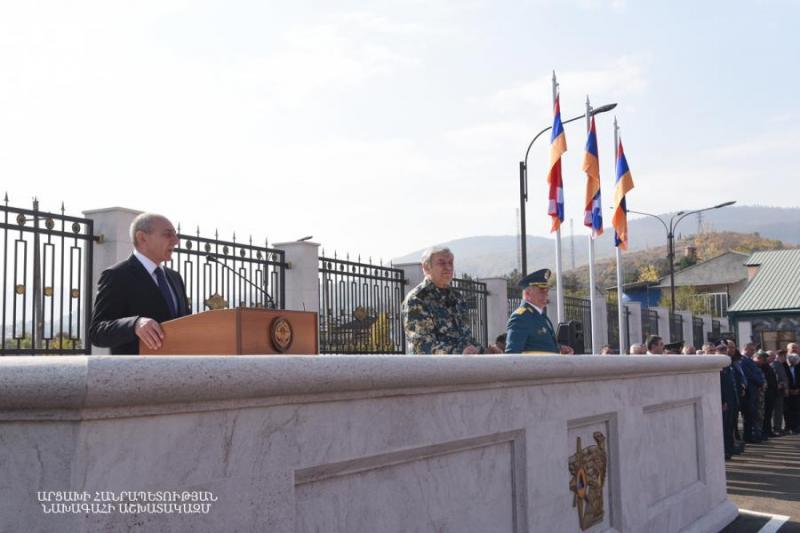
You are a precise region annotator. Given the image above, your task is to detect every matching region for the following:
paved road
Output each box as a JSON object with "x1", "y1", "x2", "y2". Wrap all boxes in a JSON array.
[{"x1": 722, "y1": 433, "x2": 800, "y2": 532}]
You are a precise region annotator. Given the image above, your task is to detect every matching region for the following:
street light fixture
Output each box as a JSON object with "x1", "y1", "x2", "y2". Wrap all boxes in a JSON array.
[
  {"x1": 627, "y1": 201, "x2": 736, "y2": 317},
  {"x1": 518, "y1": 103, "x2": 617, "y2": 275}
]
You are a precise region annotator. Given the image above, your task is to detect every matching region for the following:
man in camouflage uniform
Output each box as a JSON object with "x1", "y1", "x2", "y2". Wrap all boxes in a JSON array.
[{"x1": 402, "y1": 247, "x2": 482, "y2": 354}]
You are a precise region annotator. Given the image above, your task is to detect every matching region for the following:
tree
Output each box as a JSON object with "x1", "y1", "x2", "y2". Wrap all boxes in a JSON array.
[
  {"x1": 658, "y1": 286, "x2": 707, "y2": 315},
  {"x1": 637, "y1": 264, "x2": 660, "y2": 282}
]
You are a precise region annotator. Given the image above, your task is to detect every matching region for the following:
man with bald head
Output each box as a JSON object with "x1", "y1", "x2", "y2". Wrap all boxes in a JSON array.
[{"x1": 89, "y1": 213, "x2": 190, "y2": 354}]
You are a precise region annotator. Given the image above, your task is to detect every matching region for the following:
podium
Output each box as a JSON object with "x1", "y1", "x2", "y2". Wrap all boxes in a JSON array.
[{"x1": 140, "y1": 308, "x2": 319, "y2": 355}]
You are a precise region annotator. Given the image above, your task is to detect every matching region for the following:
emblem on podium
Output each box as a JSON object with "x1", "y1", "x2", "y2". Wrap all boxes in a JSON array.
[{"x1": 271, "y1": 317, "x2": 293, "y2": 353}]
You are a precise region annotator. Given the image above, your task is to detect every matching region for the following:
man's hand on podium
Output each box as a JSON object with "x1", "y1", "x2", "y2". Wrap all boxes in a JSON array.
[{"x1": 135, "y1": 317, "x2": 165, "y2": 351}]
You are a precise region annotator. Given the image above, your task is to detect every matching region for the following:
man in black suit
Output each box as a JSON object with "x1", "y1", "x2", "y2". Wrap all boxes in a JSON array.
[
  {"x1": 785, "y1": 344, "x2": 800, "y2": 433},
  {"x1": 89, "y1": 213, "x2": 190, "y2": 354}
]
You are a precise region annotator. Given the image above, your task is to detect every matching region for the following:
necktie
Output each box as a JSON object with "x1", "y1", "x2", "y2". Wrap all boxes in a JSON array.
[{"x1": 154, "y1": 267, "x2": 177, "y2": 318}]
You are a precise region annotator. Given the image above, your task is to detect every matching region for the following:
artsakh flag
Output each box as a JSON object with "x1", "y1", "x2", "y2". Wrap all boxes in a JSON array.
[
  {"x1": 612, "y1": 137, "x2": 635, "y2": 249},
  {"x1": 582, "y1": 115, "x2": 603, "y2": 237},
  {"x1": 547, "y1": 93, "x2": 567, "y2": 232}
]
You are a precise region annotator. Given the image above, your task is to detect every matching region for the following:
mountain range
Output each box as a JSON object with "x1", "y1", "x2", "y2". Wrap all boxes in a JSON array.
[{"x1": 391, "y1": 205, "x2": 800, "y2": 278}]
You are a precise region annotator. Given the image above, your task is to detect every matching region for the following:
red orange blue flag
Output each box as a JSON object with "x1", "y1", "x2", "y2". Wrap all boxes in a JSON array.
[
  {"x1": 547, "y1": 93, "x2": 567, "y2": 232},
  {"x1": 582, "y1": 115, "x2": 603, "y2": 237},
  {"x1": 612, "y1": 137, "x2": 635, "y2": 249}
]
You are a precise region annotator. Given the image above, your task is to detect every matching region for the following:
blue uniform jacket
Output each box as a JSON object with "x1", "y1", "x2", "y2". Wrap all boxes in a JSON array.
[
  {"x1": 739, "y1": 356, "x2": 765, "y2": 387},
  {"x1": 505, "y1": 302, "x2": 559, "y2": 353}
]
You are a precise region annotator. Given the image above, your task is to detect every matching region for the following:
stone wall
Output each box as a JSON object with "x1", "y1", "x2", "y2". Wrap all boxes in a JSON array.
[{"x1": 0, "y1": 354, "x2": 737, "y2": 532}]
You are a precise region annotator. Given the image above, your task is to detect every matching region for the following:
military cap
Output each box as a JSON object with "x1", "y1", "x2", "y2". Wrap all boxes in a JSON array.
[
  {"x1": 518, "y1": 268, "x2": 552, "y2": 289},
  {"x1": 664, "y1": 341, "x2": 684, "y2": 353}
]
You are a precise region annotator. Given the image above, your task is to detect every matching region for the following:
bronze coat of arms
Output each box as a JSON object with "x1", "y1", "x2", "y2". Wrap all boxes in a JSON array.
[
  {"x1": 568, "y1": 431, "x2": 608, "y2": 530},
  {"x1": 271, "y1": 317, "x2": 293, "y2": 353}
]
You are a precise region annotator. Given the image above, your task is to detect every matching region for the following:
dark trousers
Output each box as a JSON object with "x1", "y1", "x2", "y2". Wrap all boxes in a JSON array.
[
  {"x1": 742, "y1": 388, "x2": 760, "y2": 440},
  {"x1": 786, "y1": 394, "x2": 800, "y2": 432},
  {"x1": 763, "y1": 394, "x2": 776, "y2": 435},
  {"x1": 723, "y1": 403, "x2": 737, "y2": 456}
]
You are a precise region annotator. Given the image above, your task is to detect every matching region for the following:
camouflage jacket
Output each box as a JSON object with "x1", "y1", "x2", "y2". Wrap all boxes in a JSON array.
[{"x1": 402, "y1": 278, "x2": 478, "y2": 354}]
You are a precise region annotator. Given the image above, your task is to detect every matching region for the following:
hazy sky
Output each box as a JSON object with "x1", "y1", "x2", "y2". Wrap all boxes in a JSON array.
[{"x1": 1, "y1": 0, "x2": 797, "y2": 263}]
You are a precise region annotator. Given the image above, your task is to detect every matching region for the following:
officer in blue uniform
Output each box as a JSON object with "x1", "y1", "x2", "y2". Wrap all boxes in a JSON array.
[{"x1": 505, "y1": 269, "x2": 572, "y2": 354}]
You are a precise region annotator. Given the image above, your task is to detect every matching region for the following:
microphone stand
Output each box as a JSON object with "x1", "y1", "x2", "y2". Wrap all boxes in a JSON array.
[{"x1": 206, "y1": 255, "x2": 277, "y2": 309}]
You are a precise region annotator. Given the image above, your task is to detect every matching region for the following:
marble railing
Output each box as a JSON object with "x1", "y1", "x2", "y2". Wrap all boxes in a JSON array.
[{"x1": 0, "y1": 355, "x2": 737, "y2": 533}]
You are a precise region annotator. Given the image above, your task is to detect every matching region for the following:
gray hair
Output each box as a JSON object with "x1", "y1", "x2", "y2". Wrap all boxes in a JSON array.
[
  {"x1": 629, "y1": 343, "x2": 646, "y2": 355},
  {"x1": 420, "y1": 246, "x2": 452, "y2": 267},
  {"x1": 130, "y1": 213, "x2": 167, "y2": 245}
]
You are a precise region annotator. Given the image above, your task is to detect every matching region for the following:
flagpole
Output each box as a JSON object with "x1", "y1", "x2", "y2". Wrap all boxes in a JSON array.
[
  {"x1": 614, "y1": 117, "x2": 628, "y2": 355},
  {"x1": 552, "y1": 72, "x2": 565, "y2": 324},
  {"x1": 586, "y1": 96, "x2": 599, "y2": 355}
]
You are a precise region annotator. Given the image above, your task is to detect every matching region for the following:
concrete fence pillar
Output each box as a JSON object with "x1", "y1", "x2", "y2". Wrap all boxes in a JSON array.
[
  {"x1": 736, "y1": 320, "x2": 751, "y2": 347},
  {"x1": 273, "y1": 241, "x2": 320, "y2": 313},
  {"x1": 701, "y1": 314, "x2": 713, "y2": 345},
  {"x1": 653, "y1": 306, "x2": 670, "y2": 343},
  {"x1": 592, "y1": 292, "x2": 609, "y2": 353},
  {"x1": 480, "y1": 277, "x2": 509, "y2": 344},
  {"x1": 625, "y1": 302, "x2": 642, "y2": 349},
  {"x1": 83, "y1": 207, "x2": 143, "y2": 291},
  {"x1": 678, "y1": 311, "x2": 693, "y2": 347},
  {"x1": 82, "y1": 207, "x2": 143, "y2": 355},
  {"x1": 395, "y1": 262, "x2": 423, "y2": 297}
]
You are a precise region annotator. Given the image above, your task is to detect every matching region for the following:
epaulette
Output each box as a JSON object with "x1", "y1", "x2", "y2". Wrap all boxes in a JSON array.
[{"x1": 512, "y1": 306, "x2": 529, "y2": 316}]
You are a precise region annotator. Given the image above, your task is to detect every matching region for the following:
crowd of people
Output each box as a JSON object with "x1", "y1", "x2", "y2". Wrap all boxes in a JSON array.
[{"x1": 717, "y1": 340, "x2": 800, "y2": 460}]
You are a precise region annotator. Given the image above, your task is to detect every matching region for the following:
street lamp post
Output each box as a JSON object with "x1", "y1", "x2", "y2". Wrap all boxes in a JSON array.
[
  {"x1": 628, "y1": 201, "x2": 736, "y2": 317},
  {"x1": 519, "y1": 103, "x2": 617, "y2": 276}
]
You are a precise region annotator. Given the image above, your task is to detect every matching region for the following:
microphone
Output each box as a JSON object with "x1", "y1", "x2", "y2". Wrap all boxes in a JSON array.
[{"x1": 206, "y1": 255, "x2": 277, "y2": 309}]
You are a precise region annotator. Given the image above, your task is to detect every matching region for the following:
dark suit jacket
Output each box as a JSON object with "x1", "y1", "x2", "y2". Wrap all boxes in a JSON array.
[
  {"x1": 89, "y1": 255, "x2": 190, "y2": 354},
  {"x1": 786, "y1": 362, "x2": 800, "y2": 391}
]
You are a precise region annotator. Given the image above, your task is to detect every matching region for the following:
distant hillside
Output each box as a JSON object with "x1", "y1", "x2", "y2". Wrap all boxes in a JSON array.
[
  {"x1": 560, "y1": 231, "x2": 792, "y2": 297},
  {"x1": 392, "y1": 205, "x2": 800, "y2": 277}
]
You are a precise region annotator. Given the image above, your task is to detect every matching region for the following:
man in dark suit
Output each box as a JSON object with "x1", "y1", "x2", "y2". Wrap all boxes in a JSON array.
[
  {"x1": 89, "y1": 213, "x2": 190, "y2": 354},
  {"x1": 719, "y1": 343, "x2": 739, "y2": 460},
  {"x1": 785, "y1": 344, "x2": 800, "y2": 433}
]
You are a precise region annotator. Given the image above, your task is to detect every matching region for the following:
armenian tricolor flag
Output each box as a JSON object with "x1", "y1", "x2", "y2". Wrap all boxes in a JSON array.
[
  {"x1": 612, "y1": 138, "x2": 635, "y2": 249},
  {"x1": 547, "y1": 94, "x2": 567, "y2": 232},
  {"x1": 582, "y1": 115, "x2": 603, "y2": 237}
]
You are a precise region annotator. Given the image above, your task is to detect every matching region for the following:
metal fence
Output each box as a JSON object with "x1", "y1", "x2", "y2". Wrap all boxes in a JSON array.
[
  {"x1": 669, "y1": 313, "x2": 684, "y2": 342},
  {"x1": 564, "y1": 296, "x2": 591, "y2": 353},
  {"x1": 607, "y1": 302, "x2": 630, "y2": 353},
  {"x1": 507, "y1": 286, "x2": 522, "y2": 315},
  {"x1": 693, "y1": 317, "x2": 704, "y2": 349},
  {"x1": 642, "y1": 308, "x2": 659, "y2": 343},
  {"x1": 1, "y1": 198, "x2": 94, "y2": 355},
  {"x1": 318, "y1": 255, "x2": 406, "y2": 353},
  {"x1": 166, "y1": 229, "x2": 286, "y2": 313},
  {"x1": 451, "y1": 277, "x2": 489, "y2": 349}
]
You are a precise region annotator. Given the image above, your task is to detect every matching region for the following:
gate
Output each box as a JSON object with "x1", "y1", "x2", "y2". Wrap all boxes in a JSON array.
[
  {"x1": 1, "y1": 198, "x2": 94, "y2": 354},
  {"x1": 669, "y1": 313, "x2": 684, "y2": 343},
  {"x1": 565, "y1": 296, "x2": 592, "y2": 352},
  {"x1": 693, "y1": 317, "x2": 704, "y2": 349},
  {"x1": 451, "y1": 277, "x2": 489, "y2": 348},
  {"x1": 642, "y1": 308, "x2": 659, "y2": 343},
  {"x1": 166, "y1": 229, "x2": 286, "y2": 313},
  {"x1": 319, "y1": 255, "x2": 406, "y2": 353}
]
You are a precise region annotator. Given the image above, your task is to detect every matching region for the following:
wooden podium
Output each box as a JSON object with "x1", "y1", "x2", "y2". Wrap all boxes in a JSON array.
[{"x1": 140, "y1": 308, "x2": 318, "y2": 355}]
